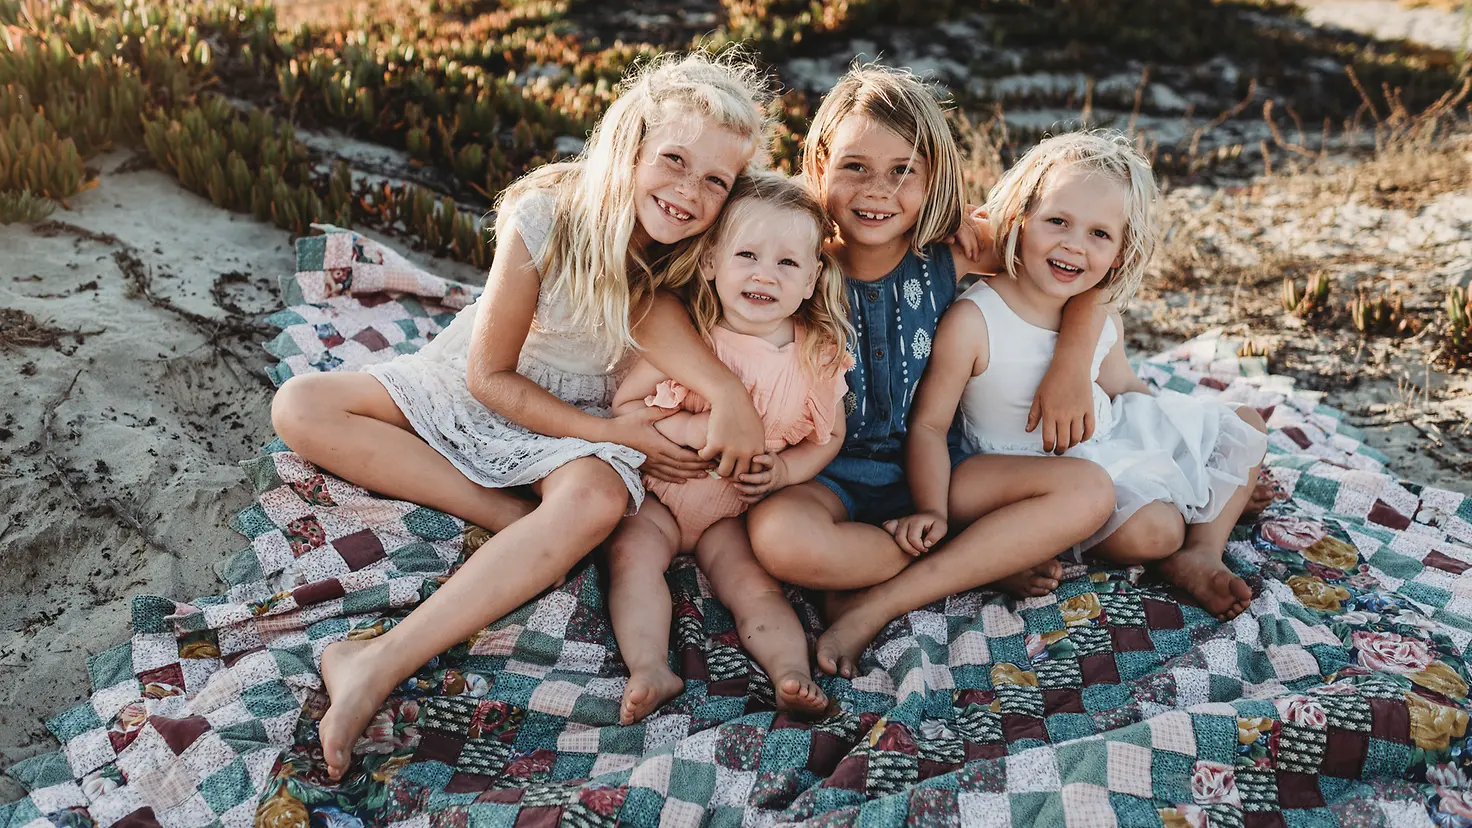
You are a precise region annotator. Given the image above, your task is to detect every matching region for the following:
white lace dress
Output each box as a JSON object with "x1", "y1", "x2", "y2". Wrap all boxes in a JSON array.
[
  {"x1": 955, "y1": 281, "x2": 1267, "y2": 552},
  {"x1": 365, "y1": 190, "x2": 647, "y2": 508}
]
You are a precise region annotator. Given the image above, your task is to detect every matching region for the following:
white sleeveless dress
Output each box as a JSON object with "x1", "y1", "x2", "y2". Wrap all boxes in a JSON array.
[
  {"x1": 955, "y1": 281, "x2": 1267, "y2": 552},
  {"x1": 365, "y1": 189, "x2": 647, "y2": 508}
]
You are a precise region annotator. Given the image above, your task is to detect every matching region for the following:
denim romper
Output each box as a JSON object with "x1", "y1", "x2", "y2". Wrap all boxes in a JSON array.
[{"x1": 814, "y1": 243, "x2": 964, "y2": 523}]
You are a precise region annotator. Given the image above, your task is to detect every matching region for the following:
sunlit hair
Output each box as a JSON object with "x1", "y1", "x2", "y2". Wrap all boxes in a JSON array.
[
  {"x1": 984, "y1": 129, "x2": 1159, "y2": 304},
  {"x1": 800, "y1": 61, "x2": 964, "y2": 255},
  {"x1": 685, "y1": 171, "x2": 853, "y2": 379},
  {"x1": 496, "y1": 49, "x2": 773, "y2": 355}
]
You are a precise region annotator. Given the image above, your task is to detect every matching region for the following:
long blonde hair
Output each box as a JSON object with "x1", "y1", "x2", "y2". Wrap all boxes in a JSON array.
[
  {"x1": 984, "y1": 130, "x2": 1159, "y2": 304},
  {"x1": 801, "y1": 62, "x2": 965, "y2": 254},
  {"x1": 685, "y1": 171, "x2": 853, "y2": 379},
  {"x1": 496, "y1": 50, "x2": 773, "y2": 354}
]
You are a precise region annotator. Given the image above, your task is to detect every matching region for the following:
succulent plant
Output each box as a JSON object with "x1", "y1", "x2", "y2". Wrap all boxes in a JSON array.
[
  {"x1": 1348, "y1": 286, "x2": 1418, "y2": 337},
  {"x1": 1282, "y1": 273, "x2": 1331, "y2": 320},
  {"x1": 1444, "y1": 286, "x2": 1472, "y2": 370},
  {"x1": 0, "y1": 187, "x2": 55, "y2": 223}
]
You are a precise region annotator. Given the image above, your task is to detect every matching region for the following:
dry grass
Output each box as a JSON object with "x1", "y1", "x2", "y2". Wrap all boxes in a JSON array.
[{"x1": 0, "y1": 308, "x2": 66, "y2": 350}]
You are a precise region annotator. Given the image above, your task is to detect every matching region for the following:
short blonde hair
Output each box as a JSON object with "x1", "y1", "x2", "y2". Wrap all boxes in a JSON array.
[
  {"x1": 685, "y1": 171, "x2": 853, "y2": 379},
  {"x1": 801, "y1": 62, "x2": 964, "y2": 254},
  {"x1": 500, "y1": 49, "x2": 773, "y2": 355},
  {"x1": 984, "y1": 130, "x2": 1159, "y2": 304}
]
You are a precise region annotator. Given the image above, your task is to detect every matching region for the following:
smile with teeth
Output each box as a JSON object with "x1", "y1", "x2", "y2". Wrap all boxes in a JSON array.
[
  {"x1": 741, "y1": 290, "x2": 777, "y2": 303},
  {"x1": 654, "y1": 196, "x2": 693, "y2": 222},
  {"x1": 854, "y1": 209, "x2": 894, "y2": 221},
  {"x1": 1048, "y1": 258, "x2": 1083, "y2": 275}
]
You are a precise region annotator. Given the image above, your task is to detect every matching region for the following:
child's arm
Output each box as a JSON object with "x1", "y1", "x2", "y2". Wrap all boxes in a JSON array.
[
  {"x1": 611, "y1": 359, "x2": 709, "y2": 460},
  {"x1": 1093, "y1": 307, "x2": 1153, "y2": 399},
  {"x1": 732, "y1": 417, "x2": 846, "y2": 503},
  {"x1": 888, "y1": 301, "x2": 987, "y2": 556},
  {"x1": 1029, "y1": 287, "x2": 1108, "y2": 453},
  {"x1": 634, "y1": 292, "x2": 765, "y2": 478}
]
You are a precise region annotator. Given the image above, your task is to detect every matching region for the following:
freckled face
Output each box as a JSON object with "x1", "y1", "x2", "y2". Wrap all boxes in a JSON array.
[
  {"x1": 819, "y1": 115, "x2": 927, "y2": 249},
  {"x1": 632, "y1": 119, "x2": 750, "y2": 245}
]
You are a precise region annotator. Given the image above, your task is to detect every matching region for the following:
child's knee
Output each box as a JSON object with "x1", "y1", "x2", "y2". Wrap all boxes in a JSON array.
[
  {"x1": 1064, "y1": 460, "x2": 1116, "y2": 526},
  {"x1": 748, "y1": 503, "x2": 817, "y2": 579},
  {"x1": 1134, "y1": 507, "x2": 1186, "y2": 559},
  {"x1": 271, "y1": 375, "x2": 327, "y2": 446}
]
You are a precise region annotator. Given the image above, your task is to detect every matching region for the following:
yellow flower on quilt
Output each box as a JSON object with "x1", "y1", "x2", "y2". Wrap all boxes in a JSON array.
[
  {"x1": 1301, "y1": 536, "x2": 1358, "y2": 571},
  {"x1": 1407, "y1": 691, "x2": 1470, "y2": 751},
  {"x1": 372, "y1": 754, "x2": 411, "y2": 783},
  {"x1": 347, "y1": 618, "x2": 391, "y2": 641},
  {"x1": 1412, "y1": 661, "x2": 1470, "y2": 700},
  {"x1": 256, "y1": 790, "x2": 309, "y2": 828},
  {"x1": 867, "y1": 717, "x2": 888, "y2": 748},
  {"x1": 463, "y1": 525, "x2": 493, "y2": 555},
  {"x1": 990, "y1": 663, "x2": 1039, "y2": 687},
  {"x1": 178, "y1": 638, "x2": 220, "y2": 660},
  {"x1": 1286, "y1": 575, "x2": 1350, "y2": 613},
  {"x1": 1060, "y1": 593, "x2": 1102, "y2": 626},
  {"x1": 1238, "y1": 717, "x2": 1274, "y2": 746}
]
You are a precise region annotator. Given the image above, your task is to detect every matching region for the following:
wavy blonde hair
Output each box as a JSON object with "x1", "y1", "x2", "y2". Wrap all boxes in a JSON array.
[
  {"x1": 984, "y1": 130, "x2": 1160, "y2": 304},
  {"x1": 801, "y1": 62, "x2": 965, "y2": 255},
  {"x1": 496, "y1": 50, "x2": 773, "y2": 354},
  {"x1": 685, "y1": 171, "x2": 853, "y2": 380}
]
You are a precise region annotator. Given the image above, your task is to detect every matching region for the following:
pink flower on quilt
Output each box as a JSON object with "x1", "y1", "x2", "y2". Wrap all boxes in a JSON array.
[
  {"x1": 1272, "y1": 696, "x2": 1328, "y2": 728},
  {"x1": 1191, "y1": 761, "x2": 1240, "y2": 806},
  {"x1": 357, "y1": 708, "x2": 397, "y2": 755},
  {"x1": 1430, "y1": 763, "x2": 1471, "y2": 788},
  {"x1": 1351, "y1": 630, "x2": 1433, "y2": 673},
  {"x1": 1259, "y1": 516, "x2": 1324, "y2": 551},
  {"x1": 1438, "y1": 788, "x2": 1472, "y2": 821}
]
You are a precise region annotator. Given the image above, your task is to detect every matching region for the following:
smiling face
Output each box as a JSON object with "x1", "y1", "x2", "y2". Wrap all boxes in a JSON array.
[
  {"x1": 1016, "y1": 166, "x2": 1128, "y2": 302},
  {"x1": 632, "y1": 115, "x2": 750, "y2": 246},
  {"x1": 705, "y1": 204, "x2": 821, "y2": 334},
  {"x1": 819, "y1": 114, "x2": 927, "y2": 251}
]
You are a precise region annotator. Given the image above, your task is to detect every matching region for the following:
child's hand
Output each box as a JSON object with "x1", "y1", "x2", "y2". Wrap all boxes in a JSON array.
[
  {"x1": 733, "y1": 453, "x2": 790, "y2": 502},
  {"x1": 882, "y1": 511, "x2": 948, "y2": 557},
  {"x1": 702, "y1": 393, "x2": 765, "y2": 478},
  {"x1": 610, "y1": 407, "x2": 712, "y2": 483},
  {"x1": 1027, "y1": 362, "x2": 1094, "y2": 454}
]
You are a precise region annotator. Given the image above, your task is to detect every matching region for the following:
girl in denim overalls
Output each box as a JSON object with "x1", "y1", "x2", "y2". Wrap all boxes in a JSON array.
[{"x1": 745, "y1": 65, "x2": 1114, "y2": 679}]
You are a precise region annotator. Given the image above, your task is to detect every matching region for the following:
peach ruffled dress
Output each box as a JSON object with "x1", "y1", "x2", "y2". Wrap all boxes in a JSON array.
[{"x1": 644, "y1": 324, "x2": 851, "y2": 550}]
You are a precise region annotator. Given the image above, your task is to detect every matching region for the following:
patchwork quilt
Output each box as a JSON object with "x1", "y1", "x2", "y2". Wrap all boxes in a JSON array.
[{"x1": 4, "y1": 226, "x2": 1472, "y2": 828}]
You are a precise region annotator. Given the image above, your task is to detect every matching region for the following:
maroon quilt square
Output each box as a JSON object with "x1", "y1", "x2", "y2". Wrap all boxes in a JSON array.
[
  {"x1": 414, "y1": 729, "x2": 465, "y2": 766},
  {"x1": 221, "y1": 647, "x2": 265, "y2": 668},
  {"x1": 1109, "y1": 626, "x2": 1155, "y2": 652},
  {"x1": 1276, "y1": 771, "x2": 1326, "y2": 808},
  {"x1": 138, "y1": 663, "x2": 186, "y2": 697},
  {"x1": 1080, "y1": 654, "x2": 1120, "y2": 686},
  {"x1": 1244, "y1": 813, "x2": 1288, "y2": 828},
  {"x1": 351, "y1": 328, "x2": 392, "y2": 351},
  {"x1": 770, "y1": 712, "x2": 815, "y2": 731},
  {"x1": 1280, "y1": 427, "x2": 1312, "y2": 450},
  {"x1": 807, "y1": 732, "x2": 850, "y2": 776},
  {"x1": 445, "y1": 772, "x2": 493, "y2": 795},
  {"x1": 333, "y1": 529, "x2": 386, "y2": 570},
  {"x1": 1366, "y1": 500, "x2": 1412, "y2": 530},
  {"x1": 1424, "y1": 550, "x2": 1472, "y2": 575},
  {"x1": 1042, "y1": 688, "x2": 1085, "y2": 715},
  {"x1": 1369, "y1": 697, "x2": 1410, "y2": 743},
  {"x1": 1199, "y1": 376, "x2": 1229, "y2": 391},
  {"x1": 291, "y1": 578, "x2": 345, "y2": 605},
  {"x1": 919, "y1": 758, "x2": 960, "y2": 781},
  {"x1": 359, "y1": 293, "x2": 395, "y2": 307},
  {"x1": 954, "y1": 689, "x2": 995, "y2": 709},
  {"x1": 706, "y1": 677, "x2": 749, "y2": 698},
  {"x1": 318, "y1": 331, "x2": 346, "y2": 348},
  {"x1": 678, "y1": 645, "x2": 708, "y2": 681},
  {"x1": 1320, "y1": 729, "x2": 1368, "y2": 778},
  {"x1": 823, "y1": 754, "x2": 868, "y2": 791},
  {"x1": 112, "y1": 809, "x2": 163, "y2": 828},
  {"x1": 1002, "y1": 714, "x2": 1048, "y2": 743},
  {"x1": 150, "y1": 715, "x2": 210, "y2": 754},
  {"x1": 964, "y1": 741, "x2": 1007, "y2": 762},
  {"x1": 1141, "y1": 597, "x2": 1185, "y2": 630},
  {"x1": 477, "y1": 787, "x2": 524, "y2": 805},
  {"x1": 512, "y1": 806, "x2": 564, "y2": 828}
]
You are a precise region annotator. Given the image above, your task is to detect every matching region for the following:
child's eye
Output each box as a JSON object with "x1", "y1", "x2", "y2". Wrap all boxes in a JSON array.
[
  {"x1": 842, "y1": 162, "x2": 865, "y2": 172},
  {"x1": 1046, "y1": 217, "x2": 1066, "y2": 226},
  {"x1": 892, "y1": 166, "x2": 912, "y2": 176},
  {"x1": 736, "y1": 251, "x2": 756, "y2": 259},
  {"x1": 664, "y1": 153, "x2": 683, "y2": 166},
  {"x1": 1092, "y1": 229, "x2": 1112, "y2": 240},
  {"x1": 706, "y1": 175, "x2": 729, "y2": 190},
  {"x1": 779, "y1": 258, "x2": 799, "y2": 267}
]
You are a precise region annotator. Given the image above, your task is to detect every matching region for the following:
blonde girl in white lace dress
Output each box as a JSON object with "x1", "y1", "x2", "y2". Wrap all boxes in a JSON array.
[{"x1": 270, "y1": 52, "x2": 774, "y2": 781}]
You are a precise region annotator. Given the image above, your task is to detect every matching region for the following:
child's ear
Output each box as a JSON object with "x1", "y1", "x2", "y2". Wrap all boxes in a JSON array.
[
  {"x1": 700, "y1": 249, "x2": 717, "y2": 281},
  {"x1": 804, "y1": 266, "x2": 819, "y2": 300},
  {"x1": 1112, "y1": 251, "x2": 1125, "y2": 269}
]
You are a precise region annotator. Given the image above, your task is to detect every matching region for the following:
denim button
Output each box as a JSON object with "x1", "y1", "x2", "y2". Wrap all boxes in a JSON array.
[
  {"x1": 874, "y1": 348, "x2": 885, "y2": 358},
  {"x1": 866, "y1": 289, "x2": 880, "y2": 302}
]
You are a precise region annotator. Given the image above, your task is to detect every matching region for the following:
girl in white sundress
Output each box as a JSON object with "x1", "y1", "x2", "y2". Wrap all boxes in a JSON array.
[
  {"x1": 270, "y1": 52, "x2": 774, "y2": 781},
  {"x1": 897, "y1": 130, "x2": 1269, "y2": 622}
]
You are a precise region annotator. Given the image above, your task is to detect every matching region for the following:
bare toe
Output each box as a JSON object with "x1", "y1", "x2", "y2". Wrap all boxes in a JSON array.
[
  {"x1": 1158, "y1": 546, "x2": 1253, "y2": 619},
  {"x1": 319, "y1": 639, "x2": 396, "y2": 782},
  {"x1": 776, "y1": 673, "x2": 828, "y2": 716},
  {"x1": 620, "y1": 669, "x2": 683, "y2": 725}
]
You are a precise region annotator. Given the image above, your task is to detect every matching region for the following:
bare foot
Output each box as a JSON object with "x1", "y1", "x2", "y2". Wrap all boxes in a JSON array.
[
  {"x1": 993, "y1": 559, "x2": 1063, "y2": 598},
  {"x1": 319, "y1": 639, "x2": 398, "y2": 782},
  {"x1": 774, "y1": 671, "x2": 828, "y2": 716},
  {"x1": 1241, "y1": 479, "x2": 1279, "y2": 520},
  {"x1": 619, "y1": 667, "x2": 683, "y2": 725},
  {"x1": 1157, "y1": 544, "x2": 1253, "y2": 620},
  {"x1": 816, "y1": 608, "x2": 884, "y2": 679}
]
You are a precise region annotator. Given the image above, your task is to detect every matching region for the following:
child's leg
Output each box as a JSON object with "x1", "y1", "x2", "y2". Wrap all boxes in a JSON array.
[
  {"x1": 605, "y1": 499, "x2": 685, "y2": 725},
  {"x1": 817, "y1": 455, "x2": 1115, "y2": 678},
  {"x1": 747, "y1": 482, "x2": 912, "y2": 590},
  {"x1": 695, "y1": 517, "x2": 827, "y2": 716},
  {"x1": 1158, "y1": 406, "x2": 1270, "y2": 621},
  {"x1": 316, "y1": 457, "x2": 628, "y2": 780},
  {"x1": 1091, "y1": 502, "x2": 1187, "y2": 566},
  {"x1": 272, "y1": 373, "x2": 533, "y2": 532}
]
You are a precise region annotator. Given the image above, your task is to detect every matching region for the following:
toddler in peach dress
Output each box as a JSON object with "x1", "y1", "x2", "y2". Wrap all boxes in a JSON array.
[{"x1": 604, "y1": 171, "x2": 853, "y2": 724}]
